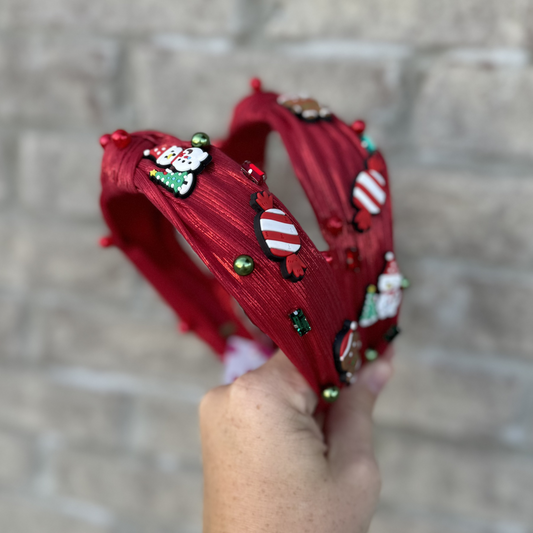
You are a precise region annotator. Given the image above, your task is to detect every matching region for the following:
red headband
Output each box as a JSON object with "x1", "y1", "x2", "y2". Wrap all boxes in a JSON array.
[{"x1": 98, "y1": 82, "x2": 405, "y2": 404}]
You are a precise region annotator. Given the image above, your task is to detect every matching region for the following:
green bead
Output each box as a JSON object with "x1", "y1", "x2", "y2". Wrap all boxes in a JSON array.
[
  {"x1": 290, "y1": 309, "x2": 312, "y2": 336},
  {"x1": 401, "y1": 277, "x2": 410, "y2": 289},
  {"x1": 233, "y1": 255, "x2": 254, "y2": 276},
  {"x1": 191, "y1": 132, "x2": 210, "y2": 148},
  {"x1": 322, "y1": 386, "x2": 340, "y2": 403},
  {"x1": 365, "y1": 349, "x2": 378, "y2": 362},
  {"x1": 360, "y1": 134, "x2": 377, "y2": 154},
  {"x1": 219, "y1": 321, "x2": 237, "y2": 338}
]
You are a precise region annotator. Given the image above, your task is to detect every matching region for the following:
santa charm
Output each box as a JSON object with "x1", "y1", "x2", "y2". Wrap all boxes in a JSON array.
[
  {"x1": 351, "y1": 169, "x2": 387, "y2": 232},
  {"x1": 143, "y1": 142, "x2": 211, "y2": 198},
  {"x1": 333, "y1": 320, "x2": 362, "y2": 382},
  {"x1": 250, "y1": 191, "x2": 307, "y2": 282},
  {"x1": 375, "y1": 252, "x2": 403, "y2": 319}
]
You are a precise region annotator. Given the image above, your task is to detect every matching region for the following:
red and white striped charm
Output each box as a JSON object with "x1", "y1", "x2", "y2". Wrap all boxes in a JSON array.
[
  {"x1": 251, "y1": 191, "x2": 306, "y2": 282},
  {"x1": 351, "y1": 169, "x2": 387, "y2": 232}
]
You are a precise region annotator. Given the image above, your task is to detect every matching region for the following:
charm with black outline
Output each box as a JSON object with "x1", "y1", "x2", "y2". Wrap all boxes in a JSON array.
[
  {"x1": 250, "y1": 191, "x2": 306, "y2": 282},
  {"x1": 333, "y1": 320, "x2": 362, "y2": 383},
  {"x1": 277, "y1": 94, "x2": 332, "y2": 122},
  {"x1": 351, "y1": 169, "x2": 387, "y2": 232},
  {"x1": 143, "y1": 143, "x2": 212, "y2": 198}
]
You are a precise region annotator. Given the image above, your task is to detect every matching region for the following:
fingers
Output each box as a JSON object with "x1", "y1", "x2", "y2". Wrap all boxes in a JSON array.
[
  {"x1": 251, "y1": 350, "x2": 318, "y2": 415},
  {"x1": 325, "y1": 360, "x2": 393, "y2": 475}
]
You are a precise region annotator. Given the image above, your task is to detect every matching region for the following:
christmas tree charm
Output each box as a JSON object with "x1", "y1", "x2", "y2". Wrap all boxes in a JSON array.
[
  {"x1": 384, "y1": 324, "x2": 401, "y2": 342},
  {"x1": 233, "y1": 255, "x2": 255, "y2": 276},
  {"x1": 376, "y1": 252, "x2": 403, "y2": 320},
  {"x1": 351, "y1": 169, "x2": 387, "y2": 232},
  {"x1": 143, "y1": 143, "x2": 212, "y2": 198},
  {"x1": 277, "y1": 94, "x2": 331, "y2": 122},
  {"x1": 250, "y1": 191, "x2": 307, "y2": 282},
  {"x1": 321, "y1": 386, "x2": 340, "y2": 403},
  {"x1": 241, "y1": 160, "x2": 267, "y2": 185},
  {"x1": 359, "y1": 285, "x2": 379, "y2": 327},
  {"x1": 290, "y1": 309, "x2": 311, "y2": 336},
  {"x1": 333, "y1": 320, "x2": 362, "y2": 383}
]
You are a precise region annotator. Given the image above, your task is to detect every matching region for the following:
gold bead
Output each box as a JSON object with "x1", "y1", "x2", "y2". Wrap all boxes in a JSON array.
[
  {"x1": 321, "y1": 386, "x2": 340, "y2": 403},
  {"x1": 191, "y1": 132, "x2": 210, "y2": 148},
  {"x1": 233, "y1": 255, "x2": 254, "y2": 276}
]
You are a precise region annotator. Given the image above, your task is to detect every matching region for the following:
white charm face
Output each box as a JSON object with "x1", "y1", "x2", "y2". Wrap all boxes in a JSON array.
[
  {"x1": 377, "y1": 272, "x2": 403, "y2": 293},
  {"x1": 171, "y1": 147, "x2": 209, "y2": 172},
  {"x1": 156, "y1": 145, "x2": 182, "y2": 167}
]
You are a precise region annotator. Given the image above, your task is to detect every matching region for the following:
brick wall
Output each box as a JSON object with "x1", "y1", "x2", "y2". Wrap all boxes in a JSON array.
[{"x1": 0, "y1": 1, "x2": 532, "y2": 532}]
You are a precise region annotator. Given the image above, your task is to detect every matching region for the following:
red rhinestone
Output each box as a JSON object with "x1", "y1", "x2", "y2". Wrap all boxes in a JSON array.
[
  {"x1": 250, "y1": 77, "x2": 262, "y2": 93},
  {"x1": 325, "y1": 216, "x2": 343, "y2": 236},
  {"x1": 98, "y1": 235, "x2": 114, "y2": 248},
  {"x1": 111, "y1": 129, "x2": 131, "y2": 149},
  {"x1": 99, "y1": 133, "x2": 111, "y2": 148},
  {"x1": 321, "y1": 251, "x2": 334, "y2": 264},
  {"x1": 178, "y1": 321, "x2": 191, "y2": 333},
  {"x1": 346, "y1": 248, "x2": 361, "y2": 271},
  {"x1": 351, "y1": 120, "x2": 366, "y2": 135}
]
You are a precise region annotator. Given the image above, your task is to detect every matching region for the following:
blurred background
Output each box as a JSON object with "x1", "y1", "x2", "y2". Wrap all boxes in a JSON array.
[{"x1": 1, "y1": 1, "x2": 532, "y2": 532}]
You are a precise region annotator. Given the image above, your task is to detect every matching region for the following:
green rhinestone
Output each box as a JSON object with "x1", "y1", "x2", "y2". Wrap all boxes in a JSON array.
[
  {"x1": 191, "y1": 132, "x2": 210, "y2": 149},
  {"x1": 384, "y1": 325, "x2": 401, "y2": 343},
  {"x1": 233, "y1": 255, "x2": 254, "y2": 276},
  {"x1": 401, "y1": 277, "x2": 410, "y2": 289},
  {"x1": 360, "y1": 134, "x2": 377, "y2": 154},
  {"x1": 290, "y1": 309, "x2": 311, "y2": 336},
  {"x1": 365, "y1": 348, "x2": 378, "y2": 362},
  {"x1": 322, "y1": 386, "x2": 340, "y2": 403}
]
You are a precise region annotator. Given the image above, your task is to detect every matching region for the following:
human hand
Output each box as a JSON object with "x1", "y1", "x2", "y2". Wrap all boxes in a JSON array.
[{"x1": 200, "y1": 350, "x2": 393, "y2": 532}]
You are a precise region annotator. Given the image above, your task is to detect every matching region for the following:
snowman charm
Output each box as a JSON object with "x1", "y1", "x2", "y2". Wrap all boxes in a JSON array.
[
  {"x1": 375, "y1": 252, "x2": 403, "y2": 320},
  {"x1": 143, "y1": 143, "x2": 211, "y2": 198}
]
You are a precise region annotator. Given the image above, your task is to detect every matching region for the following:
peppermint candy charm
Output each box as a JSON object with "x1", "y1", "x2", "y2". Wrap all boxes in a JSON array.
[
  {"x1": 351, "y1": 169, "x2": 387, "y2": 232},
  {"x1": 250, "y1": 191, "x2": 306, "y2": 282},
  {"x1": 333, "y1": 320, "x2": 362, "y2": 382},
  {"x1": 143, "y1": 143, "x2": 211, "y2": 198}
]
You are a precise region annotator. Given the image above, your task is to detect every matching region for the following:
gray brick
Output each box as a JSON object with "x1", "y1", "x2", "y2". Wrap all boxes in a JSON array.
[
  {"x1": 132, "y1": 397, "x2": 202, "y2": 463},
  {"x1": 0, "y1": 34, "x2": 118, "y2": 127},
  {"x1": 0, "y1": 297, "x2": 24, "y2": 360},
  {"x1": 376, "y1": 429, "x2": 533, "y2": 524},
  {"x1": 375, "y1": 339, "x2": 524, "y2": 440},
  {"x1": 23, "y1": 220, "x2": 137, "y2": 303},
  {"x1": 0, "y1": 0, "x2": 236, "y2": 36},
  {"x1": 40, "y1": 305, "x2": 222, "y2": 389},
  {"x1": 0, "y1": 496, "x2": 109, "y2": 533},
  {"x1": 0, "y1": 430, "x2": 33, "y2": 486},
  {"x1": 413, "y1": 61, "x2": 533, "y2": 158},
  {"x1": 18, "y1": 131, "x2": 103, "y2": 219},
  {"x1": 56, "y1": 450, "x2": 202, "y2": 527},
  {"x1": 400, "y1": 259, "x2": 533, "y2": 359},
  {"x1": 0, "y1": 370, "x2": 131, "y2": 448},
  {"x1": 263, "y1": 0, "x2": 529, "y2": 47},
  {"x1": 392, "y1": 165, "x2": 533, "y2": 269},
  {"x1": 131, "y1": 45, "x2": 405, "y2": 143}
]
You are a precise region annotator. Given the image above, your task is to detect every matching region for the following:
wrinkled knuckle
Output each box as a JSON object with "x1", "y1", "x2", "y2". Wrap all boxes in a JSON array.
[
  {"x1": 354, "y1": 454, "x2": 381, "y2": 488},
  {"x1": 230, "y1": 372, "x2": 265, "y2": 402}
]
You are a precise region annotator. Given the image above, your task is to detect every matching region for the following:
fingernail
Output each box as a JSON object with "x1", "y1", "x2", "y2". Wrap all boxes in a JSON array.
[{"x1": 361, "y1": 361, "x2": 393, "y2": 395}]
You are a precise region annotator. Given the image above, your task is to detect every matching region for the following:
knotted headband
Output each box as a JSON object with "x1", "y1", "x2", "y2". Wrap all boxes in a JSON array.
[{"x1": 98, "y1": 81, "x2": 407, "y2": 404}]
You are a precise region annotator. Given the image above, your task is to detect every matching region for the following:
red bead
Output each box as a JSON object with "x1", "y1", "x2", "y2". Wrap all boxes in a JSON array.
[
  {"x1": 111, "y1": 129, "x2": 131, "y2": 149},
  {"x1": 346, "y1": 248, "x2": 361, "y2": 271},
  {"x1": 242, "y1": 160, "x2": 267, "y2": 185},
  {"x1": 325, "y1": 215, "x2": 343, "y2": 236},
  {"x1": 351, "y1": 120, "x2": 366, "y2": 135},
  {"x1": 178, "y1": 321, "x2": 191, "y2": 333},
  {"x1": 250, "y1": 77, "x2": 262, "y2": 93},
  {"x1": 98, "y1": 235, "x2": 114, "y2": 248},
  {"x1": 321, "y1": 251, "x2": 334, "y2": 264},
  {"x1": 99, "y1": 133, "x2": 111, "y2": 148}
]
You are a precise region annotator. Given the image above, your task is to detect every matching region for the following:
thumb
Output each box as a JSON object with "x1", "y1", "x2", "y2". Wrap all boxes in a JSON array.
[{"x1": 325, "y1": 360, "x2": 393, "y2": 473}]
